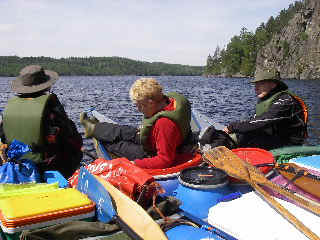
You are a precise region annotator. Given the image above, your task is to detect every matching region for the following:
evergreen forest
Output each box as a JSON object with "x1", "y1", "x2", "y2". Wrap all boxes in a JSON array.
[
  {"x1": 0, "y1": 56, "x2": 204, "y2": 77},
  {"x1": 205, "y1": 1, "x2": 304, "y2": 77}
]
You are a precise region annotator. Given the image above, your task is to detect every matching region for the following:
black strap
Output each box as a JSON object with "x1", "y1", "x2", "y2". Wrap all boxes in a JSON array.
[{"x1": 284, "y1": 170, "x2": 305, "y2": 188}]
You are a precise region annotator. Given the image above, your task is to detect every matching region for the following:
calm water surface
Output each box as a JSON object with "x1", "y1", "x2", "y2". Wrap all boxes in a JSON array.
[{"x1": 1, "y1": 76, "x2": 319, "y2": 150}]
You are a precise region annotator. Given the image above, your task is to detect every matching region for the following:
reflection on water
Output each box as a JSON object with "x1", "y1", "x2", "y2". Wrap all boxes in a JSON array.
[{"x1": 1, "y1": 76, "x2": 319, "y2": 148}]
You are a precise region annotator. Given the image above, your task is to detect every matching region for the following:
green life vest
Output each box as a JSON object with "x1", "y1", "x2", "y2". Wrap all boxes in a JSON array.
[
  {"x1": 255, "y1": 90, "x2": 307, "y2": 137},
  {"x1": 3, "y1": 94, "x2": 52, "y2": 163},
  {"x1": 256, "y1": 90, "x2": 296, "y2": 117},
  {"x1": 139, "y1": 92, "x2": 191, "y2": 153}
]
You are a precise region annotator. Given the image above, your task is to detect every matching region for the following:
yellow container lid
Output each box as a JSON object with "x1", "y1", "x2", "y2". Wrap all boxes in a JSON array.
[
  {"x1": 0, "y1": 188, "x2": 92, "y2": 219},
  {"x1": 0, "y1": 182, "x2": 59, "y2": 199}
]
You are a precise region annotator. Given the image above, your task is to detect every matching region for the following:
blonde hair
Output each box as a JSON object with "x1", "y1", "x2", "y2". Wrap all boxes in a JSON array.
[{"x1": 129, "y1": 78, "x2": 163, "y2": 103}]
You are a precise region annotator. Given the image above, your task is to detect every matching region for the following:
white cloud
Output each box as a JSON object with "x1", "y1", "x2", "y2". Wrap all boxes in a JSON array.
[
  {"x1": 0, "y1": 0, "x2": 298, "y2": 65},
  {"x1": 0, "y1": 24, "x2": 15, "y2": 32}
]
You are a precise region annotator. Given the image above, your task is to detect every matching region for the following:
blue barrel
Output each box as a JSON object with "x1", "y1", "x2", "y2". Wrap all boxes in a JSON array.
[
  {"x1": 230, "y1": 182, "x2": 252, "y2": 194},
  {"x1": 173, "y1": 166, "x2": 233, "y2": 219},
  {"x1": 157, "y1": 177, "x2": 179, "y2": 197},
  {"x1": 166, "y1": 225, "x2": 220, "y2": 240}
]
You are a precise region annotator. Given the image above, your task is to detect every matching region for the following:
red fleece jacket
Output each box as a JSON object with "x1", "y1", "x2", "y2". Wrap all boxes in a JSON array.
[{"x1": 134, "y1": 99, "x2": 193, "y2": 169}]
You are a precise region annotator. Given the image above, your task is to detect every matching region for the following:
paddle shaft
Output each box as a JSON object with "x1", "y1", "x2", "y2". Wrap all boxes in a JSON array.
[
  {"x1": 252, "y1": 171, "x2": 320, "y2": 216},
  {"x1": 205, "y1": 147, "x2": 320, "y2": 216},
  {"x1": 204, "y1": 147, "x2": 320, "y2": 240},
  {"x1": 251, "y1": 182, "x2": 320, "y2": 240}
]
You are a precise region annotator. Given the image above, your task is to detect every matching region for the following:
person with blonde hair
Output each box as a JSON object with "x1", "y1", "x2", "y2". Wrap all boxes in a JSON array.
[{"x1": 80, "y1": 77, "x2": 195, "y2": 169}]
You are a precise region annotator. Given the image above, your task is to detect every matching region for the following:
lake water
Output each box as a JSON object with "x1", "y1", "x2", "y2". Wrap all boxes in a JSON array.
[{"x1": 1, "y1": 76, "x2": 320, "y2": 152}]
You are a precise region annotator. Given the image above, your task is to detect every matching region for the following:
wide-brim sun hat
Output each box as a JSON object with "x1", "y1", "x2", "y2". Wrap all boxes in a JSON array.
[
  {"x1": 11, "y1": 65, "x2": 59, "y2": 94},
  {"x1": 251, "y1": 69, "x2": 288, "y2": 89}
]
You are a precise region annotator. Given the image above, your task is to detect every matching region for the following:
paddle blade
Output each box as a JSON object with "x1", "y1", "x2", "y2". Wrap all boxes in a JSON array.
[
  {"x1": 204, "y1": 146, "x2": 270, "y2": 184},
  {"x1": 94, "y1": 175, "x2": 168, "y2": 240},
  {"x1": 77, "y1": 167, "x2": 116, "y2": 223},
  {"x1": 203, "y1": 146, "x2": 250, "y2": 181}
]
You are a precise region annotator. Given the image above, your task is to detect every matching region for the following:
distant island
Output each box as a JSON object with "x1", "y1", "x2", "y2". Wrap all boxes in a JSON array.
[{"x1": 0, "y1": 56, "x2": 204, "y2": 77}]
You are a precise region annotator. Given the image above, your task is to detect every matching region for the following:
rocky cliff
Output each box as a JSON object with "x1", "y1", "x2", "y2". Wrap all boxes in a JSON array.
[{"x1": 256, "y1": 0, "x2": 320, "y2": 79}]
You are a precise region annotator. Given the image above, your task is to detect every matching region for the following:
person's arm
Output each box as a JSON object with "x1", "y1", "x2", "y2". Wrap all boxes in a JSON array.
[
  {"x1": 227, "y1": 93, "x2": 295, "y2": 134},
  {"x1": 46, "y1": 95, "x2": 83, "y2": 148},
  {"x1": 134, "y1": 118, "x2": 183, "y2": 169},
  {"x1": 0, "y1": 117, "x2": 4, "y2": 142}
]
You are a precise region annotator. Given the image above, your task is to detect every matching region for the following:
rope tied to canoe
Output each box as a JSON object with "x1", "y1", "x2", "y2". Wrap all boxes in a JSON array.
[{"x1": 149, "y1": 187, "x2": 199, "y2": 231}]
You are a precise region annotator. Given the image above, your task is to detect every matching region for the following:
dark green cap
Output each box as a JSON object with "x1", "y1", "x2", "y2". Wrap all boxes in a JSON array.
[
  {"x1": 251, "y1": 69, "x2": 287, "y2": 89},
  {"x1": 251, "y1": 69, "x2": 280, "y2": 83}
]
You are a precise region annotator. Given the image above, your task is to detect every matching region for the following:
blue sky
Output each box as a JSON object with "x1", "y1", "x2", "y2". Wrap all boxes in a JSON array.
[{"x1": 1, "y1": 0, "x2": 298, "y2": 66}]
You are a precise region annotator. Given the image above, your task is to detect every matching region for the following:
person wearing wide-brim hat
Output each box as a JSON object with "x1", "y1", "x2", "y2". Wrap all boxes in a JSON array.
[
  {"x1": 222, "y1": 68, "x2": 308, "y2": 150},
  {"x1": 0, "y1": 65, "x2": 83, "y2": 179},
  {"x1": 11, "y1": 65, "x2": 59, "y2": 95}
]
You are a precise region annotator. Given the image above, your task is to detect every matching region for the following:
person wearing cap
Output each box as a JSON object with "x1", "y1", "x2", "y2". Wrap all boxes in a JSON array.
[
  {"x1": 0, "y1": 65, "x2": 83, "y2": 178},
  {"x1": 80, "y1": 77, "x2": 196, "y2": 169},
  {"x1": 223, "y1": 69, "x2": 308, "y2": 150}
]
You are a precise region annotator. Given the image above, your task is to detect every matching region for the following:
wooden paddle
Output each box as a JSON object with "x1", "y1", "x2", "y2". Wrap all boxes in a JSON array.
[
  {"x1": 277, "y1": 163, "x2": 320, "y2": 199},
  {"x1": 204, "y1": 146, "x2": 320, "y2": 240},
  {"x1": 94, "y1": 175, "x2": 168, "y2": 240},
  {"x1": 204, "y1": 146, "x2": 320, "y2": 216}
]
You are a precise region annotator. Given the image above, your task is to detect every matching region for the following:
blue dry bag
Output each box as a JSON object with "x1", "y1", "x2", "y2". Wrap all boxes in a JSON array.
[{"x1": 0, "y1": 139, "x2": 41, "y2": 183}]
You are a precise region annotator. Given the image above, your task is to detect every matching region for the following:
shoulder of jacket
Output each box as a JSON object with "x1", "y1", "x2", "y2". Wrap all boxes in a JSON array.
[{"x1": 272, "y1": 92, "x2": 294, "y2": 105}]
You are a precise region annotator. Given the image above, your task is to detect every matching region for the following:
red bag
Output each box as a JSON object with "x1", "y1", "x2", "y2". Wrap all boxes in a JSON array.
[{"x1": 69, "y1": 158, "x2": 160, "y2": 202}]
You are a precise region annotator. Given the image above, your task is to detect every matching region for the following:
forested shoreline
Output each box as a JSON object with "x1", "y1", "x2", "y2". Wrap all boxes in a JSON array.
[
  {"x1": 0, "y1": 56, "x2": 204, "y2": 77},
  {"x1": 0, "y1": 1, "x2": 307, "y2": 78},
  {"x1": 205, "y1": 1, "x2": 304, "y2": 77}
]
